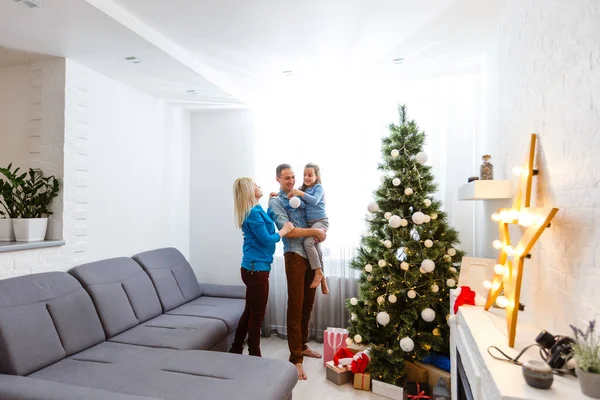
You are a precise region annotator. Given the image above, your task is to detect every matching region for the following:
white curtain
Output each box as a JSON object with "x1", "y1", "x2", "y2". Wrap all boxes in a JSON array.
[{"x1": 254, "y1": 70, "x2": 483, "y2": 341}]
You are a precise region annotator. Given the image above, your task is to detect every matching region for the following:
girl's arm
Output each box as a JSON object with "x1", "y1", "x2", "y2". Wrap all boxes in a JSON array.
[{"x1": 299, "y1": 185, "x2": 323, "y2": 206}]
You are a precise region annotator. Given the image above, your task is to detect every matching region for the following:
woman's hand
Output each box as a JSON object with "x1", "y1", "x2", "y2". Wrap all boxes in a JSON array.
[
  {"x1": 287, "y1": 189, "x2": 304, "y2": 198},
  {"x1": 280, "y1": 221, "x2": 295, "y2": 237},
  {"x1": 269, "y1": 192, "x2": 278, "y2": 199}
]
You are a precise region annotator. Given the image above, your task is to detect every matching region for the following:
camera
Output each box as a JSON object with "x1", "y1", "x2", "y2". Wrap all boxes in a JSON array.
[{"x1": 535, "y1": 330, "x2": 574, "y2": 369}]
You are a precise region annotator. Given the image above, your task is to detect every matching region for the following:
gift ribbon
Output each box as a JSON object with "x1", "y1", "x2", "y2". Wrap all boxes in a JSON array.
[
  {"x1": 357, "y1": 373, "x2": 368, "y2": 389},
  {"x1": 407, "y1": 382, "x2": 431, "y2": 400}
]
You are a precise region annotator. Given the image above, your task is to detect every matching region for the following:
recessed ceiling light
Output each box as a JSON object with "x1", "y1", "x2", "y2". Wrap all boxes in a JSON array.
[
  {"x1": 125, "y1": 56, "x2": 142, "y2": 64},
  {"x1": 13, "y1": 0, "x2": 43, "y2": 9},
  {"x1": 282, "y1": 70, "x2": 293, "y2": 76},
  {"x1": 393, "y1": 58, "x2": 404, "y2": 65},
  {"x1": 186, "y1": 90, "x2": 197, "y2": 95}
]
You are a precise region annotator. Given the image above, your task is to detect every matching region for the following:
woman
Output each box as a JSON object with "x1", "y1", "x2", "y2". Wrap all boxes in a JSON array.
[{"x1": 229, "y1": 177, "x2": 294, "y2": 356}]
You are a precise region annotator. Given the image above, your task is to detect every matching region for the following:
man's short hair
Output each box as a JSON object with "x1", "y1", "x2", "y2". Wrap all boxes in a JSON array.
[{"x1": 276, "y1": 163, "x2": 292, "y2": 177}]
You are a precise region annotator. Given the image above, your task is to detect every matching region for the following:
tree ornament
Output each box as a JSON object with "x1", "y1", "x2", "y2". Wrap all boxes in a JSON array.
[
  {"x1": 446, "y1": 278, "x2": 456, "y2": 287},
  {"x1": 419, "y1": 267, "x2": 426, "y2": 274},
  {"x1": 377, "y1": 311, "x2": 390, "y2": 326},
  {"x1": 389, "y1": 215, "x2": 402, "y2": 228},
  {"x1": 367, "y1": 275, "x2": 373, "y2": 281},
  {"x1": 404, "y1": 188, "x2": 413, "y2": 196},
  {"x1": 346, "y1": 337, "x2": 354, "y2": 346},
  {"x1": 392, "y1": 177, "x2": 401, "y2": 186},
  {"x1": 412, "y1": 211, "x2": 425, "y2": 225},
  {"x1": 433, "y1": 328, "x2": 441, "y2": 337},
  {"x1": 400, "y1": 262, "x2": 409, "y2": 271},
  {"x1": 391, "y1": 149, "x2": 400, "y2": 158},
  {"x1": 431, "y1": 284, "x2": 440, "y2": 293},
  {"x1": 384, "y1": 212, "x2": 392, "y2": 220},
  {"x1": 383, "y1": 240, "x2": 392, "y2": 248},
  {"x1": 424, "y1": 239, "x2": 433, "y2": 248},
  {"x1": 365, "y1": 247, "x2": 372, "y2": 254},
  {"x1": 443, "y1": 255, "x2": 452, "y2": 262},
  {"x1": 416, "y1": 152, "x2": 428, "y2": 164},
  {"x1": 422, "y1": 215, "x2": 431, "y2": 223},
  {"x1": 354, "y1": 334, "x2": 363, "y2": 343},
  {"x1": 378, "y1": 260, "x2": 387, "y2": 268},
  {"x1": 289, "y1": 197, "x2": 301, "y2": 209},
  {"x1": 421, "y1": 343, "x2": 432, "y2": 351},
  {"x1": 449, "y1": 267, "x2": 457, "y2": 274},
  {"x1": 400, "y1": 218, "x2": 408, "y2": 227},
  {"x1": 423, "y1": 199, "x2": 432, "y2": 207},
  {"x1": 366, "y1": 213, "x2": 375, "y2": 221},
  {"x1": 421, "y1": 259, "x2": 435, "y2": 273},
  {"x1": 400, "y1": 337, "x2": 415, "y2": 352},
  {"x1": 447, "y1": 314, "x2": 458, "y2": 325},
  {"x1": 388, "y1": 294, "x2": 397, "y2": 303},
  {"x1": 407, "y1": 289, "x2": 417, "y2": 299},
  {"x1": 421, "y1": 308, "x2": 436, "y2": 322},
  {"x1": 365, "y1": 264, "x2": 373, "y2": 273},
  {"x1": 350, "y1": 297, "x2": 358, "y2": 306},
  {"x1": 367, "y1": 202, "x2": 379, "y2": 213},
  {"x1": 387, "y1": 349, "x2": 394, "y2": 355},
  {"x1": 377, "y1": 296, "x2": 385, "y2": 305},
  {"x1": 447, "y1": 248, "x2": 457, "y2": 256},
  {"x1": 351, "y1": 313, "x2": 358, "y2": 321},
  {"x1": 431, "y1": 213, "x2": 438, "y2": 220}
]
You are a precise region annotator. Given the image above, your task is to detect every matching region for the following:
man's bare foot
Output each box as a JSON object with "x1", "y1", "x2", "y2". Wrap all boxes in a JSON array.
[
  {"x1": 302, "y1": 347, "x2": 322, "y2": 358},
  {"x1": 310, "y1": 269, "x2": 324, "y2": 289},
  {"x1": 295, "y1": 363, "x2": 307, "y2": 380},
  {"x1": 320, "y1": 277, "x2": 329, "y2": 295}
]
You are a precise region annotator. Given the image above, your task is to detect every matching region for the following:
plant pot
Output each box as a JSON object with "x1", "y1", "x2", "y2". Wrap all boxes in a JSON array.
[
  {"x1": 0, "y1": 218, "x2": 15, "y2": 241},
  {"x1": 577, "y1": 367, "x2": 600, "y2": 398},
  {"x1": 12, "y1": 218, "x2": 48, "y2": 242}
]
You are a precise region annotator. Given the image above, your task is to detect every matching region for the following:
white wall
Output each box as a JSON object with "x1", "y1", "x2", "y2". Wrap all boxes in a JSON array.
[
  {"x1": 190, "y1": 109, "x2": 255, "y2": 285},
  {"x1": 483, "y1": 0, "x2": 600, "y2": 332},
  {"x1": 0, "y1": 64, "x2": 30, "y2": 170}
]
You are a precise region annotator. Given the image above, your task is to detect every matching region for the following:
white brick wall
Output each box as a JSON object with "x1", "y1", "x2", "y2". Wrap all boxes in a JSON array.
[{"x1": 486, "y1": 0, "x2": 600, "y2": 333}]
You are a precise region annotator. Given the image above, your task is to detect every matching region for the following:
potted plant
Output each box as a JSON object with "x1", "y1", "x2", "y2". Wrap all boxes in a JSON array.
[
  {"x1": 571, "y1": 320, "x2": 600, "y2": 398},
  {"x1": 0, "y1": 165, "x2": 60, "y2": 242},
  {"x1": 0, "y1": 164, "x2": 19, "y2": 241}
]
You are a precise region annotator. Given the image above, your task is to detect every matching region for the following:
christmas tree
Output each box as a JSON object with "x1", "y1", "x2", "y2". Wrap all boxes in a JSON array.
[{"x1": 346, "y1": 105, "x2": 464, "y2": 385}]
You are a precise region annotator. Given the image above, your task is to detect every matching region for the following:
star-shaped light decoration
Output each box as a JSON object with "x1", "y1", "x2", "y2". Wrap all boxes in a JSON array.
[{"x1": 483, "y1": 134, "x2": 559, "y2": 347}]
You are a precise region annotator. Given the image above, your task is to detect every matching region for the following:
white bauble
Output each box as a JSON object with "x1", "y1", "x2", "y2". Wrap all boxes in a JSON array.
[
  {"x1": 354, "y1": 334, "x2": 363, "y2": 343},
  {"x1": 391, "y1": 149, "x2": 400, "y2": 158},
  {"x1": 424, "y1": 239, "x2": 433, "y2": 248},
  {"x1": 412, "y1": 211, "x2": 425, "y2": 225},
  {"x1": 377, "y1": 311, "x2": 390, "y2": 326},
  {"x1": 365, "y1": 264, "x2": 373, "y2": 273},
  {"x1": 377, "y1": 296, "x2": 385, "y2": 305},
  {"x1": 351, "y1": 313, "x2": 358, "y2": 321},
  {"x1": 447, "y1": 278, "x2": 457, "y2": 287},
  {"x1": 421, "y1": 259, "x2": 435, "y2": 273},
  {"x1": 431, "y1": 213, "x2": 438, "y2": 220},
  {"x1": 421, "y1": 308, "x2": 436, "y2": 322},
  {"x1": 346, "y1": 337, "x2": 354, "y2": 346},
  {"x1": 400, "y1": 337, "x2": 415, "y2": 352},
  {"x1": 392, "y1": 177, "x2": 401, "y2": 186},
  {"x1": 443, "y1": 255, "x2": 452, "y2": 262},
  {"x1": 389, "y1": 215, "x2": 402, "y2": 228},
  {"x1": 367, "y1": 202, "x2": 379, "y2": 213},
  {"x1": 400, "y1": 262, "x2": 409, "y2": 271},
  {"x1": 388, "y1": 349, "x2": 393, "y2": 355},
  {"x1": 449, "y1": 267, "x2": 457, "y2": 274},
  {"x1": 388, "y1": 294, "x2": 397, "y2": 303},
  {"x1": 378, "y1": 259, "x2": 387, "y2": 268},
  {"x1": 431, "y1": 284, "x2": 440, "y2": 293},
  {"x1": 404, "y1": 188, "x2": 414, "y2": 196},
  {"x1": 383, "y1": 240, "x2": 392, "y2": 248},
  {"x1": 416, "y1": 152, "x2": 428, "y2": 164},
  {"x1": 407, "y1": 289, "x2": 417, "y2": 299},
  {"x1": 447, "y1": 248, "x2": 457, "y2": 256},
  {"x1": 350, "y1": 297, "x2": 358, "y2": 306},
  {"x1": 366, "y1": 213, "x2": 375, "y2": 221},
  {"x1": 289, "y1": 197, "x2": 301, "y2": 209},
  {"x1": 422, "y1": 215, "x2": 431, "y2": 223},
  {"x1": 423, "y1": 199, "x2": 432, "y2": 207},
  {"x1": 384, "y1": 212, "x2": 392, "y2": 220},
  {"x1": 400, "y1": 218, "x2": 408, "y2": 227},
  {"x1": 447, "y1": 314, "x2": 458, "y2": 326}
]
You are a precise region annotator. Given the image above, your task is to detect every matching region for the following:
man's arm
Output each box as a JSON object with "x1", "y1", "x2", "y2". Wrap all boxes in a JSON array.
[{"x1": 287, "y1": 227, "x2": 326, "y2": 242}]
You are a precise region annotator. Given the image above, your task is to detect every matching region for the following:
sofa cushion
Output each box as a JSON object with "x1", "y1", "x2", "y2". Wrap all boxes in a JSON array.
[
  {"x1": 0, "y1": 272, "x2": 105, "y2": 375},
  {"x1": 69, "y1": 258, "x2": 162, "y2": 338},
  {"x1": 168, "y1": 296, "x2": 244, "y2": 334},
  {"x1": 132, "y1": 248, "x2": 202, "y2": 312},
  {"x1": 29, "y1": 342, "x2": 298, "y2": 400},
  {"x1": 109, "y1": 314, "x2": 227, "y2": 350}
]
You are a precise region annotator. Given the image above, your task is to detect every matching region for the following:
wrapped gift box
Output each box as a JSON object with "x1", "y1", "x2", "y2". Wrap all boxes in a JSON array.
[
  {"x1": 323, "y1": 327, "x2": 348, "y2": 366},
  {"x1": 372, "y1": 379, "x2": 403, "y2": 399},
  {"x1": 353, "y1": 372, "x2": 371, "y2": 391},
  {"x1": 415, "y1": 361, "x2": 451, "y2": 393},
  {"x1": 405, "y1": 361, "x2": 429, "y2": 383},
  {"x1": 403, "y1": 381, "x2": 431, "y2": 400},
  {"x1": 325, "y1": 361, "x2": 352, "y2": 385}
]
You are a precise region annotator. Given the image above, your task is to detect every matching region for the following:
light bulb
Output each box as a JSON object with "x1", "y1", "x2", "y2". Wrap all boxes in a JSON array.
[
  {"x1": 493, "y1": 281, "x2": 501, "y2": 291},
  {"x1": 504, "y1": 245, "x2": 516, "y2": 256},
  {"x1": 492, "y1": 240, "x2": 504, "y2": 250},
  {"x1": 496, "y1": 296, "x2": 510, "y2": 308},
  {"x1": 491, "y1": 213, "x2": 501, "y2": 222},
  {"x1": 494, "y1": 264, "x2": 507, "y2": 275},
  {"x1": 512, "y1": 166, "x2": 524, "y2": 176},
  {"x1": 483, "y1": 280, "x2": 493, "y2": 290}
]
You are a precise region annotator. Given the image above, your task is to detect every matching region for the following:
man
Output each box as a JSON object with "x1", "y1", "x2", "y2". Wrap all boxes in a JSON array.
[{"x1": 269, "y1": 164, "x2": 326, "y2": 380}]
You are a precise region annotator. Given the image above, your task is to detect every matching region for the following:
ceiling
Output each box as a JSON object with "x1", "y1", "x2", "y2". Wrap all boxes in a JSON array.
[
  {"x1": 0, "y1": 47, "x2": 55, "y2": 67},
  {"x1": 0, "y1": 0, "x2": 506, "y2": 109}
]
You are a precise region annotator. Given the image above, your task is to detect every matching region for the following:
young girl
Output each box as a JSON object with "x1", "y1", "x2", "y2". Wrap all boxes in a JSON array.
[
  {"x1": 288, "y1": 163, "x2": 330, "y2": 294},
  {"x1": 230, "y1": 177, "x2": 294, "y2": 357}
]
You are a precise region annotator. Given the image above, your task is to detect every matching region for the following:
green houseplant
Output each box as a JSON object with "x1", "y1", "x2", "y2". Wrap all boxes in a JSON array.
[
  {"x1": 571, "y1": 320, "x2": 600, "y2": 398},
  {"x1": 0, "y1": 164, "x2": 60, "y2": 242},
  {"x1": 0, "y1": 164, "x2": 19, "y2": 241}
]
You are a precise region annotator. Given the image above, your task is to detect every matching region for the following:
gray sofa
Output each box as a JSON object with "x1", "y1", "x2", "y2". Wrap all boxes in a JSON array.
[{"x1": 0, "y1": 247, "x2": 297, "y2": 400}]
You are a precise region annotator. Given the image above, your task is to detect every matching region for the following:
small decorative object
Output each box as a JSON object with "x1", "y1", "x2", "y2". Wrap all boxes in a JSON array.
[
  {"x1": 367, "y1": 201, "x2": 379, "y2": 213},
  {"x1": 571, "y1": 320, "x2": 600, "y2": 398},
  {"x1": 377, "y1": 296, "x2": 385, "y2": 305},
  {"x1": 401, "y1": 262, "x2": 410, "y2": 271},
  {"x1": 289, "y1": 196, "x2": 301, "y2": 209},
  {"x1": 431, "y1": 284, "x2": 439, "y2": 293},
  {"x1": 447, "y1": 248, "x2": 456, "y2": 256},
  {"x1": 391, "y1": 149, "x2": 400, "y2": 158},
  {"x1": 388, "y1": 294, "x2": 397, "y2": 303},
  {"x1": 378, "y1": 259, "x2": 387, "y2": 267},
  {"x1": 423, "y1": 198, "x2": 432, "y2": 207},
  {"x1": 366, "y1": 213, "x2": 375, "y2": 221},
  {"x1": 354, "y1": 334, "x2": 363, "y2": 344},
  {"x1": 346, "y1": 337, "x2": 354, "y2": 345},
  {"x1": 446, "y1": 279, "x2": 456, "y2": 287},
  {"x1": 467, "y1": 176, "x2": 479, "y2": 183},
  {"x1": 415, "y1": 152, "x2": 428, "y2": 165},
  {"x1": 480, "y1": 154, "x2": 493, "y2": 180},
  {"x1": 431, "y1": 377, "x2": 451, "y2": 400},
  {"x1": 351, "y1": 313, "x2": 357, "y2": 322},
  {"x1": 421, "y1": 308, "x2": 435, "y2": 322},
  {"x1": 365, "y1": 264, "x2": 373, "y2": 272},
  {"x1": 424, "y1": 239, "x2": 433, "y2": 248},
  {"x1": 403, "y1": 381, "x2": 431, "y2": 400},
  {"x1": 350, "y1": 297, "x2": 358, "y2": 305},
  {"x1": 407, "y1": 289, "x2": 417, "y2": 299},
  {"x1": 393, "y1": 177, "x2": 401, "y2": 186},
  {"x1": 384, "y1": 212, "x2": 392, "y2": 219},
  {"x1": 404, "y1": 188, "x2": 413, "y2": 196},
  {"x1": 354, "y1": 372, "x2": 371, "y2": 390},
  {"x1": 421, "y1": 259, "x2": 435, "y2": 273},
  {"x1": 430, "y1": 213, "x2": 438, "y2": 220},
  {"x1": 400, "y1": 337, "x2": 415, "y2": 352},
  {"x1": 400, "y1": 218, "x2": 409, "y2": 227},
  {"x1": 522, "y1": 360, "x2": 553, "y2": 389},
  {"x1": 389, "y1": 215, "x2": 402, "y2": 228},
  {"x1": 377, "y1": 311, "x2": 391, "y2": 326},
  {"x1": 412, "y1": 211, "x2": 425, "y2": 225}
]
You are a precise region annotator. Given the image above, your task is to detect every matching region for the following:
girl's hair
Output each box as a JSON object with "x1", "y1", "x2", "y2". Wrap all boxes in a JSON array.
[
  {"x1": 300, "y1": 162, "x2": 321, "y2": 191},
  {"x1": 233, "y1": 177, "x2": 257, "y2": 228}
]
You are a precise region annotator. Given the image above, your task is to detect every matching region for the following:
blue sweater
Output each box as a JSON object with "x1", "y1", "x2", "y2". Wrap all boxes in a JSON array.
[
  {"x1": 241, "y1": 205, "x2": 281, "y2": 272},
  {"x1": 302, "y1": 184, "x2": 327, "y2": 221}
]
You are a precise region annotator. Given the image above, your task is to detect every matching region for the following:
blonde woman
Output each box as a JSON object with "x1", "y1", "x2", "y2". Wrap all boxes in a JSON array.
[{"x1": 229, "y1": 177, "x2": 294, "y2": 357}]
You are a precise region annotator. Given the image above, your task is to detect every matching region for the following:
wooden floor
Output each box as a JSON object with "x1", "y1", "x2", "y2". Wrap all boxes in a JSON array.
[{"x1": 260, "y1": 336, "x2": 388, "y2": 400}]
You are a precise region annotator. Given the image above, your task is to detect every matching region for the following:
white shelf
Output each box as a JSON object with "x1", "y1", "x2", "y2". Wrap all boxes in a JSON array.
[{"x1": 458, "y1": 180, "x2": 512, "y2": 201}]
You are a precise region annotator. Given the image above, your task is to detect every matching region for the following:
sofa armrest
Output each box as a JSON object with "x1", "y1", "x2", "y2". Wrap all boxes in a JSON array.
[
  {"x1": 0, "y1": 375, "x2": 159, "y2": 400},
  {"x1": 199, "y1": 283, "x2": 246, "y2": 299}
]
